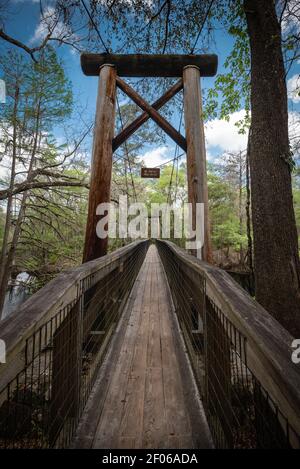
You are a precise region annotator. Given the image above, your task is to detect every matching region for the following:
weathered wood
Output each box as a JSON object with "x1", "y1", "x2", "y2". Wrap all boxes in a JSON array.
[
  {"x1": 112, "y1": 79, "x2": 183, "y2": 151},
  {"x1": 76, "y1": 246, "x2": 211, "y2": 449},
  {"x1": 156, "y1": 239, "x2": 300, "y2": 443},
  {"x1": 116, "y1": 76, "x2": 187, "y2": 152},
  {"x1": 81, "y1": 53, "x2": 218, "y2": 77},
  {"x1": 183, "y1": 65, "x2": 212, "y2": 261},
  {"x1": 0, "y1": 241, "x2": 147, "y2": 394},
  {"x1": 83, "y1": 64, "x2": 116, "y2": 263}
]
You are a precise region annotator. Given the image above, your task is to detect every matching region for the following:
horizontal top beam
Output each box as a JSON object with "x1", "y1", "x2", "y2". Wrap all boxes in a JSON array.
[{"x1": 81, "y1": 53, "x2": 218, "y2": 77}]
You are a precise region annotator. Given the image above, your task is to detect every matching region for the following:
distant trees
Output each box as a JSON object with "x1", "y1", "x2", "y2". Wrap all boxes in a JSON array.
[
  {"x1": 0, "y1": 0, "x2": 300, "y2": 334},
  {"x1": 0, "y1": 47, "x2": 89, "y2": 316},
  {"x1": 209, "y1": 168, "x2": 247, "y2": 267},
  {"x1": 220, "y1": 151, "x2": 248, "y2": 265}
]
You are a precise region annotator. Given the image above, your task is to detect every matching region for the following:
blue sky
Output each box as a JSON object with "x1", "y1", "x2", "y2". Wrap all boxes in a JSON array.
[{"x1": 1, "y1": 0, "x2": 300, "y2": 168}]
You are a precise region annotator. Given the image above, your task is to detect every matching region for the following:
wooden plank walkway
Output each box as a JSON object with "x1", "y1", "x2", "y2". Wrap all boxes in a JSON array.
[{"x1": 73, "y1": 245, "x2": 212, "y2": 449}]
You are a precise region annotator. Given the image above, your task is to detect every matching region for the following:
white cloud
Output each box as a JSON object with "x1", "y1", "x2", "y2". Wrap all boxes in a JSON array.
[
  {"x1": 289, "y1": 110, "x2": 299, "y2": 135},
  {"x1": 281, "y1": 0, "x2": 300, "y2": 35},
  {"x1": 138, "y1": 112, "x2": 250, "y2": 167},
  {"x1": 30, "y1": 6, "x2": 74, "y2": 45},
  {"x1": 289, "y1": 111, "x2": 300, "y2": 158},
  {"x1": 287, "y1": 74, "x2": 300, "y2": 103},
  {"x1": 205, "y1": 110, "x2": 249, "y2": 154},
  {"x1": 138, "y1": 146, "x2": 172, "y2": 167},
  {"x1": 204, "y1": 109, "x2": 300, "y2": 160},
  {"x1": 206, "y1": 150, "x2": 214, "y2": 162}
]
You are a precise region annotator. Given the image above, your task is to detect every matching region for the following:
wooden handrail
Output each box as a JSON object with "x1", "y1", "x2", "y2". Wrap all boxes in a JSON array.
[
  {"x1": 0, "y1": 240, "x2": 148, "y2": 391},
  {"x1": 157, "y1": 239, "x2": 300, "y2": 443}
]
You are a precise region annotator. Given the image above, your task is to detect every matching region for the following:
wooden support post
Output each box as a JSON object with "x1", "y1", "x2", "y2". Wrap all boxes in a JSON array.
[
  {"x1": 83, "y1": 64, "x2": 116, "y2": 263},
  {"x1": 183, "y1": 65, "x2": 212, "y2": 262}
]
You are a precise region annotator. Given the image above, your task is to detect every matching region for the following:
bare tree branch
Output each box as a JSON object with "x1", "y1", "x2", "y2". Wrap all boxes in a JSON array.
[{"x1": 0, "y1": 180, "x2": 89, "y2": 200}]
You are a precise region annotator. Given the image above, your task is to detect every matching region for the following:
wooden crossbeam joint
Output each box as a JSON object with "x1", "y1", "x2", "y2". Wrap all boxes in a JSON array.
[
  {"x1": 116, "y1": 76, "x2": 187, "y2": 152},
  {"x1": 113, "y1": 79, "x2": 183, "y2": 152}
]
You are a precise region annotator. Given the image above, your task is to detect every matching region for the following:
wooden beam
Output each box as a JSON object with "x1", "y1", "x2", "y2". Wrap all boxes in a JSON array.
[
  {"x1": 113, "y1": 79, "x2": 183, "y2": 152},
  {"x1": 183, "y1": 65, "x2": 212, "y2": 262},
  {"x1": 116, "y1": 76, "x2": 187, "y2": 152},
  {"x1": 81, "y1": 53, "x2": 218, "y2": 77},
  {"x1": 83, "y1": 65, "x2": 116, "y2": 263}
]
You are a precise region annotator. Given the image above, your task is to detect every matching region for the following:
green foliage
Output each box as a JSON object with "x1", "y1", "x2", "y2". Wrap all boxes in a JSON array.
[
  {"x1": 17, "y1": 180, "x2": 88, "y2": 285},
  {"x1": 204, "y1": 0, "x2": 251, "y2": 125},
  {"x1": 0, "y1": 46, "x2": 81, "y2": 293},
  {"x1": 292, "y1": 173, "x2": 300, "y2": 249},
  {"x1": 208, "y1": 170, "x2": 247, "y2": 251},
  {"x1": 28, "y1": 46, "x2": 73, "y2": 128},
  {"x1": 147, "y1": 165, "x2": 187, "y2": 205},
  {"x1": 0, "y1": 46, "x2": 73, "y2": 130}
]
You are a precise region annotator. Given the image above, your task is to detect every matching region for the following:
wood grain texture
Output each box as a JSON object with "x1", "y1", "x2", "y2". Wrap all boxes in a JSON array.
[
  {"x1": 0, "y1": 241, "x2": 147, "y2": 396},
  {"x1": 74, "y1": 245, "x2": 212, "y2": 449},
  {"x1": 183, "y1": 65, "x2": 212, "y2": 261},
  {"x1": 82, "y1": 64, "x2": 116, "y2": 263},
  {"x1": 81, "y1": 53, "x2": 218, "y2": 77},
  {"x1": 156, "y1": 239, "x2": 300, "y2": 440},
  {"x1": 112, "y1": 79, "x2": 183, "y2": 151},
  {"x1": 116, "y1": 77, "x2": 187, "y2": 152}
]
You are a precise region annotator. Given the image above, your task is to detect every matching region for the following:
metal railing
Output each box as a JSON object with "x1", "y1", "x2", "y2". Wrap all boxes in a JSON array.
[
  {"x1": 0, "y1": 240, "x2": 149, "y2": 448},
  {"x1": 156, "y1": 240, "x2": 300, "y2": 449}
]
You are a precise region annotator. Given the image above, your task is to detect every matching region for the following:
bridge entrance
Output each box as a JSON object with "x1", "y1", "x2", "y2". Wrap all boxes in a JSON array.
[{"x1": 81, "y1": 53, "x2": 218, "y2": 262}]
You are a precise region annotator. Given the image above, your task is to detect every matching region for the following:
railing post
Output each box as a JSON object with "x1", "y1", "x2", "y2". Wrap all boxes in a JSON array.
[
  {"x1": 83, "y1": 64, "x2": 117, "y2": 263},
  {"x1": 183, "y1": 65, "x2": 212, "y2": 262}
]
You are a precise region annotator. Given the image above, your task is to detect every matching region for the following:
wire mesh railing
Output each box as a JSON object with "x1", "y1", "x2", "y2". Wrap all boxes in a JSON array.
[
  {"x1": 0, "y1": 240, "x2": 149, "y2": 448},
  {"x1": 156, "y1": 239, "x2": 300, "y2": 449}
]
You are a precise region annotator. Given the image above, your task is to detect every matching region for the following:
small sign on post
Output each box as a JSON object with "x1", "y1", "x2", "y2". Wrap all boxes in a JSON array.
[{"x1": 141, "y1": 167, "x2": 160, "y2": 178}]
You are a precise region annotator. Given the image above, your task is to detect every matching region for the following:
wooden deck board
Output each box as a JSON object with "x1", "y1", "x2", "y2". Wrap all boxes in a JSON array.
[{"x1": 74, "y1": 245, "x2": 212, "y2": 449}]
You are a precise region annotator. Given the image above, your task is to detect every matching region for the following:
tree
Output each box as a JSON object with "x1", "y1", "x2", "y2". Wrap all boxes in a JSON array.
[
  {"x1": 244, "y1": 0, "x2": 300, "y2": 336},
  {"x1": 0, "y1": 2, "x2": 85, "y2": 61},
  {"x1": 0, "y1": 47, "x2": 89, "y2": 316},
  {"x1": 208, "y1": 169, "x2": 247, "y2": 264},
  {"x1": 16, "y1": 175, "x2": 88, "y2": 289},
  {"x1": 1, "y1": 1, "x2": 300, "y2": 334},
  {"x1": 220, "y1": 151, "x2": 247, "y2": 264}
]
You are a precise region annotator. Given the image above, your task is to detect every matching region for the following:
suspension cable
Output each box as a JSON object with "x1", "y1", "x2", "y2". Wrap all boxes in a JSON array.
[
  {"x1": 190, "y1": 0, "x2": 215, "y2": 54},
  {"x1": 166, "y1": 105, "x2": 184, "y2": 205},
  {"x1": 81, "y1": 1, "x2": 213, "y2": 207},
  {"x1": 80, "y1": 0, "x2": 110, "y2": 53},
  {"x1": 154, "y1": 152, "x2": 185, "y2": 168},
  {"x1": 116, "y1": 96, "x2": 138, "y2": 202}
]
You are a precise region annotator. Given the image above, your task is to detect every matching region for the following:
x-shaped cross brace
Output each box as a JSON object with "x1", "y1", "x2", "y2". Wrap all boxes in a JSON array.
[{"x1": 113, "y1": 77, "x2": 186, "y2": 153}]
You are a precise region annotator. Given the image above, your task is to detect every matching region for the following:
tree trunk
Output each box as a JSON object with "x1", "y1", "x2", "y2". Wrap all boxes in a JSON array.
[
  {"x1": 0, "y1": 85, "x2": 19, "y2": 318},
  {"x1": 0, "y1": 100, "x2": 41, "y2": 317},
  {"x1": 244, "y1": 0, "x2": 300, "y2": 336}
]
